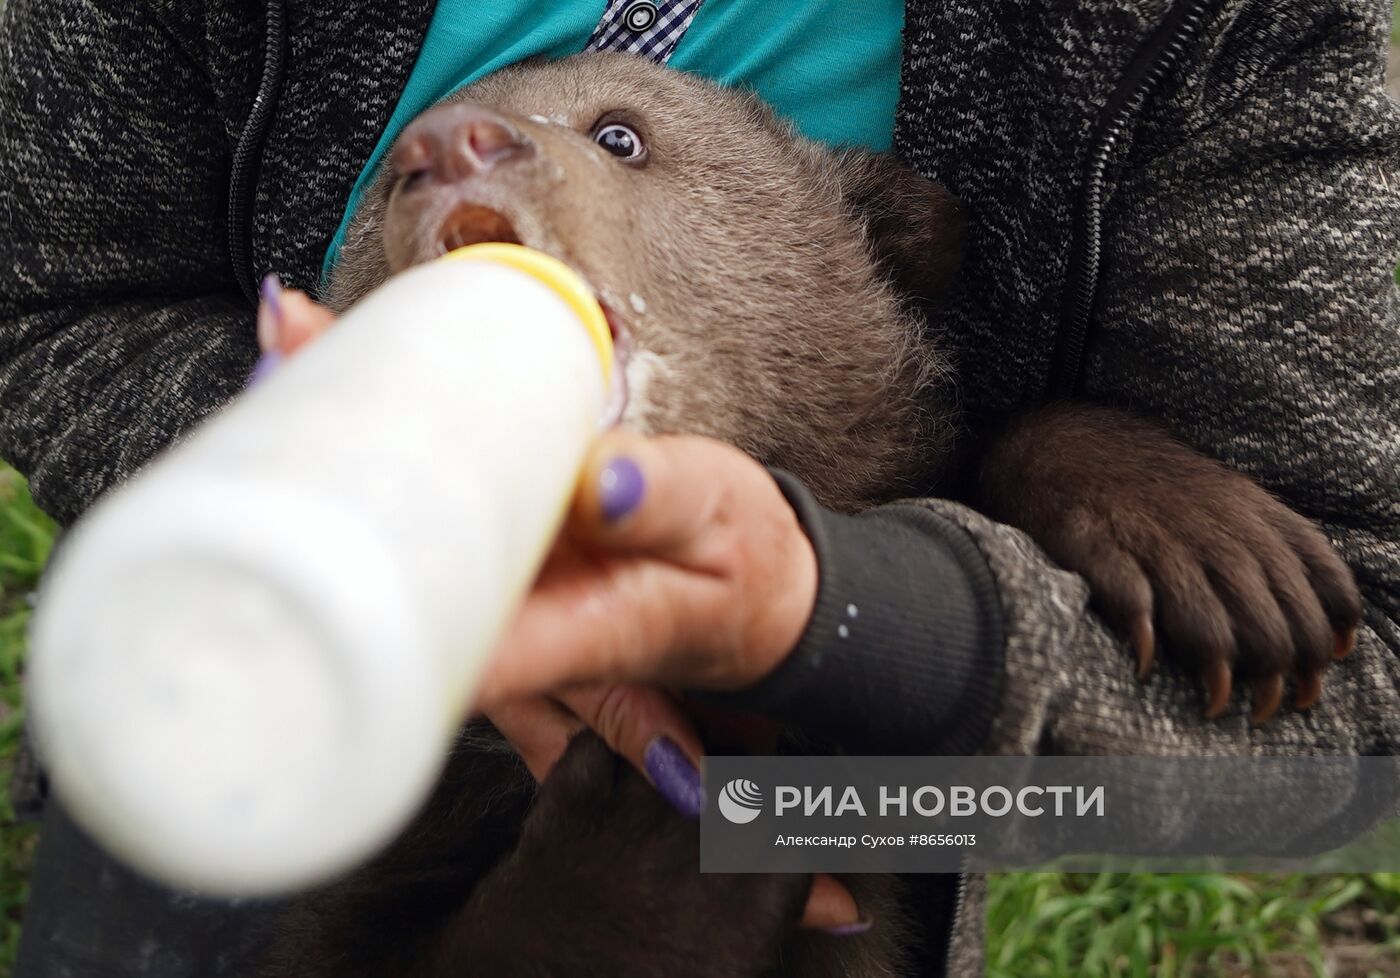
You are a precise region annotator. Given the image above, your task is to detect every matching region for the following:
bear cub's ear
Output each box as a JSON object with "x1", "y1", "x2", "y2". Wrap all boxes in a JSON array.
[{"x1": 835, "y1": 151, "x2": 966, "y2": 309}]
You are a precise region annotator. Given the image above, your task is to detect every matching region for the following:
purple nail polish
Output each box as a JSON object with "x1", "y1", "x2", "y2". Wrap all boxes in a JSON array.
[
  {"x1": 257, "y1": 275, "x2": 284, "y2": 352},
  {"x1": 599, "y1": 457, "x2": 644, "y2": 522},
  {"x1": 247, "y1": 351, "x2": 284, "y2": 387},
  {"x1": 260, "y1": 274, "x2": 284, "y2": 318},
  {"x1": 820, "y1": 918, "x2": 873, "y2": 937},
  {"x1": 644, "y1": 736, "x2": 703, "y2": 820}
]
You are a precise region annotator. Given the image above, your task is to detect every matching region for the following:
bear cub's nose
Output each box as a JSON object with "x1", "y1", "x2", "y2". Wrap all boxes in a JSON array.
[{"x1": 393, "y1": 103, "x2": 532, "y2": 185}]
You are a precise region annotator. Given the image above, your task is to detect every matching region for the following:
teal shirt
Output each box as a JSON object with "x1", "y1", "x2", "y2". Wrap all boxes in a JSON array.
[{"x1": 323, "y1": 1, "x2": 903, "y2": 279}]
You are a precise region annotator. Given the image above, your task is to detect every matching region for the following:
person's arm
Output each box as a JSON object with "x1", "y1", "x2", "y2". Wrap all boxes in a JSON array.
[
  {"x1": 713, "y1": 471, "x2": 1005, "y2": 756},
  {"x1": 0, "y1": 0, "x2": 258, "y2": 527},
  {"x1": 1030, "y1": 0, "x2": 1400, "y2": 755},
  {"x1": 729, "y1": 0, "x2": 1400, "y2": 761}
]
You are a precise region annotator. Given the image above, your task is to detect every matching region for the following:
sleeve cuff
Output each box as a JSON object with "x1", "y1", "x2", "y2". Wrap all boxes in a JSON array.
[{"x1": 711, "y1": 470, "x2": 1005, "y2": 755}]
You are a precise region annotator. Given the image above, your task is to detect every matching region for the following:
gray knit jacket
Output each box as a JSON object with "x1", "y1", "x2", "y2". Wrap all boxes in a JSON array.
[{"x1": 2, "y1": 1, "x2": 1398, "y2": 975}]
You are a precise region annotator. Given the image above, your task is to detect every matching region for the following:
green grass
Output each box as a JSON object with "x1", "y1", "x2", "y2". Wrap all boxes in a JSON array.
[
  {"x1": 987, "y1": 873, "x2": 1400, "y2": 978},
  {"x1": 0, "y1": 464, "x2": 53, "y2": 976}
]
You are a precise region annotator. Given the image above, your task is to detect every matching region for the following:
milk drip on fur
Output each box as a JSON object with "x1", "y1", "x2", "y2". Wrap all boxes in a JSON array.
[{"x1": 27, "y1": 244, "x2": 615, "y2": 896}]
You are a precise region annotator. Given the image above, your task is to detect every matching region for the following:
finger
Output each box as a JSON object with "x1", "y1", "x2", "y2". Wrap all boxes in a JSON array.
[
  {"x1": 570, "y1": 430, "x2": 766, "y2": 562},
  {"x1": 559, "y1": 684, "x2": 707, "y2": 818},
  {"x1": 474, "y1": 542, "x2": 733, "y2": 702},
  {"x1": 800, "y1": 874, "x2": 865, "y2": 931},
  {"x1": 257, "y1": 275, "x2": 336, "y2": 355},
  {"x1": 276, "y1": 288, "x2": 337, "y2": 355},
  {"x1": 256, "y1": 275, "x2": 284, "y2": 353},
  {"x1": 486, "y1": 696, "x2": 583, "y2": 782}
]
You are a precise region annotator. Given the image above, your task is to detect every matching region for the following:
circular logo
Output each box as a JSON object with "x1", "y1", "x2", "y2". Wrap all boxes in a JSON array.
[
  {"x1": 623, "y1": 0, "x2": 658, "y2": 31},
  {"x1": 717, "y1": 778, "x2": 764, "y2": 824}
]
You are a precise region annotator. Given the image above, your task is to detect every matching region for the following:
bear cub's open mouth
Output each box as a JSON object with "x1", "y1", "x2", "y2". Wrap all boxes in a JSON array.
[
  {"x1": 435, "y1": 201, "x2": 631, "y2": 420},
  {"x1": 435, "y1": 203, "x2": 522, "y2": 253}
]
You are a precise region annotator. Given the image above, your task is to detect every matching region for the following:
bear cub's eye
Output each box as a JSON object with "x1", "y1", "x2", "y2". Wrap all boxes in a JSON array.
[{"x1": 594, "y1": 123, "x2": 645, "y2": 161}]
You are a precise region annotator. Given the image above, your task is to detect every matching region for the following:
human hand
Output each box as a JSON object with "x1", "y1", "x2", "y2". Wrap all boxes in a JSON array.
[
  {"x1": 487, "y1": 690, "x2": 864, "y2": 932},
  {"x1": 254, "y1": 278, "x2": 820, "y2": 699},
  {"x1": 475, "y1": 427, "x2": 860, "y2": 930},
  {"x1": 476, "y1": 428, "x2": 818, "y2": 700},
  {"x1": 249, "y1": 275, "x2": 336, "y2": 382}
]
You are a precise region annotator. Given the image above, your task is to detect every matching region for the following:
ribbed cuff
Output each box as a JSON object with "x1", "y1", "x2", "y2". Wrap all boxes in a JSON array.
[{"x1": 712, "y1": 470, "x2": 1005, "y2": 755}]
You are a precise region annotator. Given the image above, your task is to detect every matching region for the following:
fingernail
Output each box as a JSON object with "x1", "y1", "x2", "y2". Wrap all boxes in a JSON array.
[
  {"x1": 257, "y1": 274, "x2": 284, "y2": 351},
  {"x1": 247, "y1": 351, "x2": 284, "y2": 387},
  {"x1": 599, "y1": 456, "x2": 645, "y2": 523},
  {"x1": 820, "y1": 918, "x2": 873, "y2": 937},
  {"x1": 643, "y1": 736, "x2": 703, "y2": 820}
]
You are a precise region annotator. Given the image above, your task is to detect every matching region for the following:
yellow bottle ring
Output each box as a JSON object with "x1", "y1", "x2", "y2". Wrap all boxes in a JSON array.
[{"x1": 441, "y1": 243, "x2": 614, "y2": 384}]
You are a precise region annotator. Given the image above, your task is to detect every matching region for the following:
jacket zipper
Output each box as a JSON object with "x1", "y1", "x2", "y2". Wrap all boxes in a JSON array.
[
  {"x1": 227, "y1": 0, "x2": 288, "y2": 304},
  {"x1": 1047, "y1": 0, "x2": 1213, "y2": 400},
  {"x1": 1004, "y1": 6, "x2": 1211, "y2": 974}
]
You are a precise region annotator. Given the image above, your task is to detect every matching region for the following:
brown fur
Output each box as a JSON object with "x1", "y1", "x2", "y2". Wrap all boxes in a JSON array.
[
  {"x1": 263, "y1": 51, "x2": 1361, "y2": 978},
  {"x1": 259, "y1": 726, "x2": 916, "y2": 978},
  {"x1": 980, "y1": 404, "x2": 1362, "y2": 721}
]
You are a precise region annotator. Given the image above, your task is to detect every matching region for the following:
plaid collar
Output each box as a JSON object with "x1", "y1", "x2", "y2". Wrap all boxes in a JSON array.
[{"x1": 585, "y1": 0, "x2": 705, "y2": 64}]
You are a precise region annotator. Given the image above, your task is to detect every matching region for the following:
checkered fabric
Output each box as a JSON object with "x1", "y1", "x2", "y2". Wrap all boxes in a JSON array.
[{"x1": 585, "y1": 0, "x2": 704, "y2": 64}]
